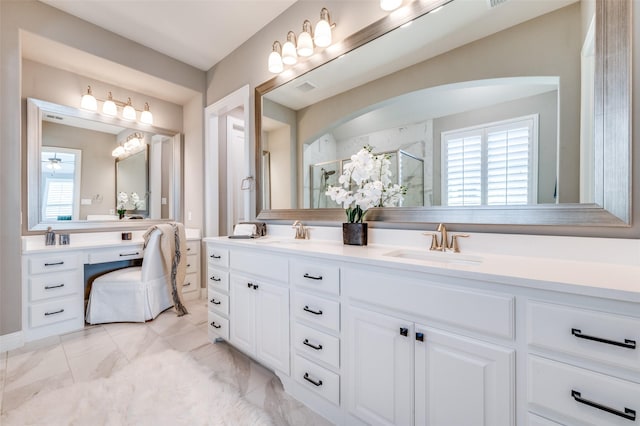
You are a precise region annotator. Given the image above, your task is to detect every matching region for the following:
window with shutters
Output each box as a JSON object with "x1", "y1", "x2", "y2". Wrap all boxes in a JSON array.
[
  {"x1": 442, "y1": 115, "x2": 538, "y2": 206},
  {"x1": 41, "y1": 148, "x2": 81, "y2": 220}
]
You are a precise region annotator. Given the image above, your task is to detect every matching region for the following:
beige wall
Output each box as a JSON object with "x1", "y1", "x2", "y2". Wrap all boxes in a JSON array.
[
  {"x1": 1, "y1": 0, "x2": 205, "y2": 336},
  {"x1": 265, "y1": 125, "x2": 293, "y2": 209}
]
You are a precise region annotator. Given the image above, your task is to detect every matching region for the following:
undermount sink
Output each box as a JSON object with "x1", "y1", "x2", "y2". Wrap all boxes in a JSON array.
[{"x1": 382, "y1": 249, "x2": 483, "y2": 265}]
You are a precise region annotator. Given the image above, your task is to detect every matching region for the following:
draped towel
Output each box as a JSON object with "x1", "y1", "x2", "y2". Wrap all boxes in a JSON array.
[{"x1": 143, "y1": 222, "x2": 189, "y2": 316}]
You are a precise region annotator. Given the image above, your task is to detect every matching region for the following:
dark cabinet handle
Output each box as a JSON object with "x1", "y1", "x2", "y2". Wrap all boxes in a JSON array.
[
  {"x1": 210, "y1": 254, "x2": 221, "y2": 259},
  {"x1": 400, "y1": 327, "x2": 408, "y2": 336},
  {"x1": 303, "y1": 305, "x2": 323, "y2": 315},
  {"x1": 571, "y1": 390, "x2": 636, "y2": 421},
  {"x1": 572, "y1": 328, "x2": 636, "y2": 349},
  {"x1": 416, "y1": 332, "x2": 424, "y2": 342},
  {"x1": 119, "y1": 252, "x2": 139, "y2": 257},
  {"x1": 303, "y1": 273, "x2": 323, "y2": 280},
  {"x1": 44, "y1": 309, "x2": 64, "y2": 316},
  {"x1": 210, "y1": 276, "x2": 221, "y2": 282},
  {"x1": 303, "y1": 372, "x2": 323, "y2": 387},
  {"x1": 44, "y1": 284, "x2": 65, "y2": 290},
  {"x1": 187, "y1": 264, "x2": 191, "y2": 267},
  {"x1": 247, "y1": 283, "x2": 259, "y2": 290},
  {"x1": 44, "y1": 261, "x2": 64, "y2": 266},
  {"x1": 184, "y1": 282, "x2": 191, "y2": 287},
  {"x1": 303, "y1": 339, "x2": 323, "y2": 350},
  {"x1": 210, "y1": 298, "x2": 221, "y2": 305},
  {"x1": 210, "y1": 321, "x2": 221, "y2": 329}
]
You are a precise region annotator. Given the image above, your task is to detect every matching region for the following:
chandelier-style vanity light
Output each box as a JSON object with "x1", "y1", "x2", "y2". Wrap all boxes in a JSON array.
[
  {"x1": 380, "y1": 0, "x2": 403, "y2": 11},
  {"x1": 79, "y1": 86, "x2": 153, "y2": 125},
  {"x1": 268, "y1": 7, "x2": 336, "y2": 74},
  {"x1": 111, "y1": 132, "x2": 145, "y2": 158}
]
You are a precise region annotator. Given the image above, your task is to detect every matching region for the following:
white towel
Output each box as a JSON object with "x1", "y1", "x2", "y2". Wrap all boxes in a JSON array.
[{"x1": 233, "y1": 223, "x2": 256, "y2": 236}]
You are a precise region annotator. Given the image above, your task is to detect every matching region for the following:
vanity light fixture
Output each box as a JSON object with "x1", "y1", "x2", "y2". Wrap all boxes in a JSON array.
[
  {"x1": 80, "y1": 86, "x2": 98, "y2": 111},
  {"x1": 80, "y1": 87, "x2": 153, "y2": 125},
  {"x1": 380, "y1": 0, "x2": 402, "y2": 11},
  {"x1": 112, "y1": 132, "x2": 145, "y2": 157},
  {"x1": 282, "y1": 31, "x2": 298, "y2": 65},
  {"x1": 314, "y1": 8, "x2": 334, "y2": 48},
  {"x1": 297, "y1": 20, "x2": 314, "y2": 57},
  {"x1": 268, "y1": 41, "x2": 284, "y2": 74}
]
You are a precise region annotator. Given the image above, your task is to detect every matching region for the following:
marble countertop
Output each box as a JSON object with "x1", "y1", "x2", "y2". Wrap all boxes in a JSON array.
[{"x1": 204, "y1": 235, "x2": 640, "y2": 303}]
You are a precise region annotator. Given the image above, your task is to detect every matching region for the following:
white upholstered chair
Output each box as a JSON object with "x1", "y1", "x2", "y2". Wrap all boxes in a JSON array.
[{"x1": 85, "y1": 229, "x2": 173, "y2": 324}]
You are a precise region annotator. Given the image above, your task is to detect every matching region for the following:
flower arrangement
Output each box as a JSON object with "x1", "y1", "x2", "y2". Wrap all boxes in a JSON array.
[
  {"x1": 326, "y1": 145, "x2": 406, "y2": 223},
  {"x1": 117, "y1": 192, "x2": 143, "y2": 218}
]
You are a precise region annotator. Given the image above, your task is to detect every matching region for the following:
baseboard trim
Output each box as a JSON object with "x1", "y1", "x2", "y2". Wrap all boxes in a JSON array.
[{"x1": 0, "y1": 330, "x2": 24, "y2": 353}]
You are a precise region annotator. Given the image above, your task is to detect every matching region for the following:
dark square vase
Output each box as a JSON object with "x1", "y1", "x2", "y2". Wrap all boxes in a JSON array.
[{"x1": 343, "y1": 222, "x2": 368, "y2": 246}]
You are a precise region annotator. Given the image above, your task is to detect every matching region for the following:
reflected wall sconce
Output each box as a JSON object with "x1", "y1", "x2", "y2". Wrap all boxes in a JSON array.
[
  {"x1": 380, "y1": 0, "x2": 402, "y2": 11},
  {"x1": 80, "y1": 86, "x2": 153, "y2": 125},
  {"x1": 268, "y1": 7, "x2": 336, "y2": 74},
  {"x1": 112, "y1": 132, "x2": 145, "y2": 158}
]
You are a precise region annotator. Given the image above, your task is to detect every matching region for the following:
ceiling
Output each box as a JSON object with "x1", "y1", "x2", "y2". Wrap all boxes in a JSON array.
[{"x1": 39, "y1": 0, "x2": 299, "y2": 71}]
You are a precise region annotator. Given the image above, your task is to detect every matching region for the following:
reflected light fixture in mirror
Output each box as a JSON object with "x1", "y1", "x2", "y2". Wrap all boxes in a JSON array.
[
  {"x1": 380, "y1": 0, "x2": 402, "y2": 11},
  {"x1": 268, "y1": 41, "x2": 284, "y2": 73},
  {"x1": 80, "y1": 86, "x2": 153, "y2": 125},
  {"x1": 282, "y1": 31, "x2": 298, "y2": 65},
  {"x1": 298, "y1": 20, "x2": 314, "y2": 57},
  {"x1": 112, "y1": 132, "x2": 144, "y2": 158}
]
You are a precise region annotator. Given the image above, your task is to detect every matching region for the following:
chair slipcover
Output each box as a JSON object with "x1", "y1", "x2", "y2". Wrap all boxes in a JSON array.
[{"x1": 85, "y1": 229, "x2": 173, "y2": 324}]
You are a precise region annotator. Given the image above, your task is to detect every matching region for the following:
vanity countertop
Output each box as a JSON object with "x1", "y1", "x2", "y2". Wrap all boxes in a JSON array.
[{"x1": 204, "y1": 235, "x2": 640, "y2": 303}]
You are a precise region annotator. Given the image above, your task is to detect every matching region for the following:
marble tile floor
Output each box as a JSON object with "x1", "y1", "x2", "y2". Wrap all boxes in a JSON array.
[{"x1": 0, "y1": 298, "x2": 331, "y2": 425}]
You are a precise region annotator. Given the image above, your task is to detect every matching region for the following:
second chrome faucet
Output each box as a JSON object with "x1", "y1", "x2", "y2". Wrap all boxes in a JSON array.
[{"x1": 424, "y1": 223, "x2": 468, "y2": 253}]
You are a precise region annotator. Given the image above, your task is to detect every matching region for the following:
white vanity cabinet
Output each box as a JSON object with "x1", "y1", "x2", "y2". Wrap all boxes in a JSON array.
[{"x1": 182, "y1": 240, "x2": 201, "y2": 298}]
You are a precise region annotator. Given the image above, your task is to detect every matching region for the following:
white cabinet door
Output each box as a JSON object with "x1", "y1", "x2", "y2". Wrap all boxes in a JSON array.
[
  {"x1": 255, "y1": 281, "x2": 290, "y2": 374},
  {"x1": 415, "y1": 325, "x2": 515, "y2": 426},
  {"x1": 229, "y1": 275, "x2": 256, "y2": 355},
  {"x1": 346, "y1": 306, "x2": 413, "y2": 426}
]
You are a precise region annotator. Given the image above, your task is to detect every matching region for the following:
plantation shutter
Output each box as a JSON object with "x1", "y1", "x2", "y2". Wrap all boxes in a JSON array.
[
  {"x1": 444, "y1": 131, "x2": 482, "y2": 206},
  {"x1": 44, "y1": 179, "x2": 74, "y2": 219}
]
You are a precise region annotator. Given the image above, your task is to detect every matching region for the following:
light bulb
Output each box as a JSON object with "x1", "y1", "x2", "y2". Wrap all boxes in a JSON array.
[
  {"x1": 380, "y1": 0, "x2": 402, "y2": 11},
  {"x1": 282, "y1": 31, "x2": 298, "y2": 65},
  {"x1": 140, "y1": 102, "x2": 153, "y2": 124},
  {"x1": 102, "y1": 91, "x2": 117, "y2": 116},
  {"x1": 80, "y1": 85, "x2": 97, "y2": 111},
  {"x1": 297, "y1": 20, "x2": 314, "y2": 57},
  {"x1": 122, "y1": 97, "x2": 136, "y2": 120},
  {"x1": 268, "y1": 41, "x2": 284, "y2": 73},
  {"x1": 112, "y1": 146, "x2": 125, "y2": 157},
  {"x1": 314, "y1": 9, "x2": 333, "y2": 48}
]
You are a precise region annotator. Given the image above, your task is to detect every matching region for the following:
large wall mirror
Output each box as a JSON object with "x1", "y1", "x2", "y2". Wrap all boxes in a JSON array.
[
  {"x1": 27, "y1": 98, "x2": 182, "y2": 231},
  {"x1": 256, "y1": 0, "x2": 631, "y2": 227}
]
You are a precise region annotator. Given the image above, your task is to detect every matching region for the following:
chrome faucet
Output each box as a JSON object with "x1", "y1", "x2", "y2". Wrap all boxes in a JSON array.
[
  {"x1": 424, "y1": 223, "x2": 469, "y2": 252},
  {"x1": 292, "y1": 220, "x2": 308, "y2": 239}
]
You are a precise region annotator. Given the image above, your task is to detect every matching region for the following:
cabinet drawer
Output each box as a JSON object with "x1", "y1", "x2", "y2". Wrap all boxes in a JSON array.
[
  {"x1": 293, "y1": 291, "x2": 340, "y2": 333},
  {"x1": 185, "y1": 255, "x2": 199, "y2": 274},
  {"x1": 343, "y1": 267, "x2": 514, "y2": 339},
  {"x1": 208, "y1": 311, "x2": 229, "y2": 340},
  {"x1": 207, "y1": 246, "x2": 229, "y2": 268},
  {"x1": 29, "y1": 271, "x2": 80, "y2": 302},
  {"x1": 528, "y1": 355, "x2": 640, "y2": 426},
  {"x1": 208, "y1": 289, "x2": 229, "y2": 316},
  {"x1": 290, "y1": 261, "x2": 339, "y2": 295},
  {"x1": 528, "y1": 413, "x2": 563, "y2": 425},
  {"x1": 207, "y1": 267, "x2": 229, "y2": 292},
  {"x1": 231, "y1": 249, "x2": 288, "y2": 282},
  {"x1": 527, "y1": 301, "x2": 640, "y2": 372},
  {"x1": 294, "y1": 354, "x2": 340, "y2": 405},
  {"x1": 294, "y1": 322, "x2": 340, "y2": 369},
  {"x1": 88, "y1": 246, "x2": 143, "y2": 264},
  {"x1": 182, "y1": 273, "x2": 199, "y2": 293},
  {"x1": 28, "y1": 253, "x2": 80, "y2": 274},
  {"x1": 30, "y1": 297, "x2": 83, "y2": 328},
  {"x1": 185, "y1": 240, "x2": 200, "y2": 255}
]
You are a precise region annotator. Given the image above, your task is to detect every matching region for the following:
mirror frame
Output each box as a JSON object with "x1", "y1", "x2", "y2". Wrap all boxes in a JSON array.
[
  {"x1": 27, "y1": 97, "x2": 183, "y2": 231},
  {"x1": 255, "y1": 0, "x2": 631, "y2": 227}
]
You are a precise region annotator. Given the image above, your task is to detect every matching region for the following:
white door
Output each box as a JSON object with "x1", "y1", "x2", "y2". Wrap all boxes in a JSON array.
[
  {"x1": 346, "y1": 306, "x2": 414, "y2": 426},
  {"x1": 228, "y1": 275, "x2": 256, "y2": 355},
  {"x1": 255, "y1": 281, "x2": 290, "y2": 374},
  {"x1": 414, "y1": 325, "x2": 515, "y2": 426}
]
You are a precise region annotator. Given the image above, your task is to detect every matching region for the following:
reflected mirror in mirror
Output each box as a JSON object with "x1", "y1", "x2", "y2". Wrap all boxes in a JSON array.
[
  {"x1": 28, "y1": 98, "x2": 182, "y2": 230},
  {"x1": 260, "y1": 0, "x2": 600, "y2": 212}
]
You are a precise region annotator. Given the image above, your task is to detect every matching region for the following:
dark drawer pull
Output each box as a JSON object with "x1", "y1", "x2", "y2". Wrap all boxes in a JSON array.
[
  {"x1": 184, "y1": 282, "x2": 191, "y2": 287},
  {"x1": 210, "y1": 276, "x2": 222, "y2": 282},
  {"x1": 44, "y1": 283, "x2": 65, "y2": 290},
  {"x1": 303, "y1": 372, "x2": 323, "y2": 387},
  {"x1": 119, "y1": 252, "x2": 139, "y2": 257},
  {"x1": 303, "y1": 305, "x2": 323, "y2": 315},
  {"x1": 210, "y1": 254, "x2": 221, "y2": 259},
  {"x1": 303, "y1": 339, "x2": 323, "y2": 351},
  {"x1": 210, "y1": 298, "x2": 221, "y2": 305},
  {"x1": 303, "y1": 273, "x2": 323, "y2": 281},
  {"x1": 44, "y1": 309, "x2": 65, "y2": 316},
  {"x1": 571, "y1": 390, "x2": 636, "y2": 421},
  {"x1": 187, "y1": 264, "x2": 191, "y2": 267},
  {"x1": 571, "y1": 328, "x2": 636, "y2": 349},
  {"x1": 44, "y1": 261, "x2": 64, "y2": 266},
  {"x1": 210, "y1": 321, "x2": 221, "y2": 329},
  {"x1": 400, "y1": 327, "x2": 408, "y2": 336}
]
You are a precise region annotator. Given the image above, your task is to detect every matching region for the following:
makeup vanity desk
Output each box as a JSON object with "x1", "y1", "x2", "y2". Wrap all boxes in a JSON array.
[{"x1": 21, "y1": 228, "x2": 202, "y2": 342}]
